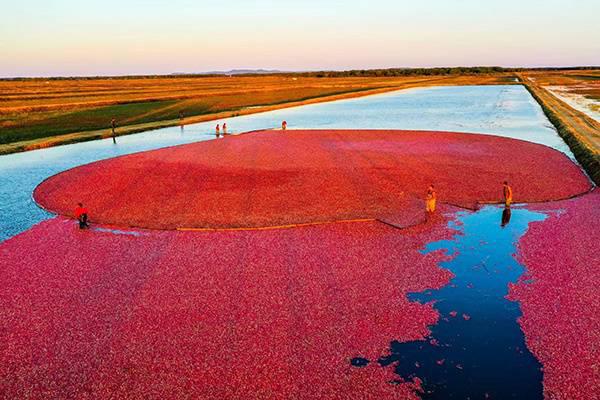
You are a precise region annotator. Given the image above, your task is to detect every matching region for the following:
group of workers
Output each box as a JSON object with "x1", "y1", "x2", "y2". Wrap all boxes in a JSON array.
[
  {"x1": 215, "y1": 123, "x2": 228, "y2": 137},
  {"x1": 74, "y1": 181, "x2": 514, "y2": 230},
  {"x1": 214, "y1": 120, "x2": 287, "y2": 137},
  {"x1": 110, "y1": 117, "x2": 289, "y2": 142},
  {"x1": 425, "y1": 181, "x2": 513, "y2": 227},
  {"x1": 425, "y1": 181, "x2": 512, "y2": 213}
]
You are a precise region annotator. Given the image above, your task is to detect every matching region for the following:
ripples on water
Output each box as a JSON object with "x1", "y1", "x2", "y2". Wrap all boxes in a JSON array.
[{"x1": 0, "y1": 85, "x2": 570, "y2": 241}]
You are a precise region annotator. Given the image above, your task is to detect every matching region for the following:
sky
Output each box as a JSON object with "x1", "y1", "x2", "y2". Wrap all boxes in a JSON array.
[{"x1": 1, "y1": 0, "x2": 599, "y2": 77}]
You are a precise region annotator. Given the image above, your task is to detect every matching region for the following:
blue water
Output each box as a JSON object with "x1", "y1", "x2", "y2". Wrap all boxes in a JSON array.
[
  {"x1": 352, "y1": 206, "x2": 548, "y2": 399},
  {"x1": 0, "y1": 85, "x2": 568, "y2": 242}
]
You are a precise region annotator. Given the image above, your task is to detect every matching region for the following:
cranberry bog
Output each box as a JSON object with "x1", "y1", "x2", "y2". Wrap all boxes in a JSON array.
[
  {"x1": 0, "y1": 84, "x2": 576, "y2": 242},
  {"x1": 33, "y1": 130, "x2": 589, "y2": 229},
  {"x1": 0, "y1": 86, "x2": 600, "y2": 399},
  {"x1": 1, "y1": 127, "x2": 598, "y2": 399}
]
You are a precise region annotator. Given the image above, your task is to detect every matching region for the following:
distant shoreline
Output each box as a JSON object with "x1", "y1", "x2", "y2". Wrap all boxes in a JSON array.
[
  {"x1": 0, "y1": 74, "x2": 514, "y2": 156},
  {"x1": 2, "y1": 66, "x2": 599, "y2": 81}
]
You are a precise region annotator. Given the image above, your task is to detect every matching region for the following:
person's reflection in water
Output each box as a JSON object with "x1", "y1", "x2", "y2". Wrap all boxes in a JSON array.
[{"x1": 501, "y1": 206, "x2": 512, "y2": 228}]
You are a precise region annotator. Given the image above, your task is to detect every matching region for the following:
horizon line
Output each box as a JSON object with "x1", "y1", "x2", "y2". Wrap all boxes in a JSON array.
[{"x1": 2, "y1": 65, "x2": 599, "y2": 80}]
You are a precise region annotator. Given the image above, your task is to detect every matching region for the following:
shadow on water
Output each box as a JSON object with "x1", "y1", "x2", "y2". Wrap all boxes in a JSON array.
[{"x1": 352, "y1": 205, "x2": 547, "y2": 399}]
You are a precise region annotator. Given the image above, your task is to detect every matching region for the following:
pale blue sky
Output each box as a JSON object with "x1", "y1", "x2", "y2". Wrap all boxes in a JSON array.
[{"x1": 1, "y1": 0, "x2": 598, "y2": 77}]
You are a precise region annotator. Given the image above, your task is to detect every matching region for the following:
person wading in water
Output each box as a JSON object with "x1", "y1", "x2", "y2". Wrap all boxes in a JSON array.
[
  {"x1": 223, "y1": 123, "x2": 227, "y2": 135},
  {"x1": 282, "y1": 120, "x2": 287, "y2": 131},
  {"x1": 111, "y1": 118, "x2": 117, "y2": 144},
  {"x1": 216, "y1": 123, "x2": 221, "y2": 138},
  {"x1": 74, "y1": 203, "x2": 89, "y2": 229},
  {"x1": 426, "y1": 184, "x2": 437, "y2": 214},
  {"x1": 503, "y1": 181, "x2": 513, "y2": 207}
]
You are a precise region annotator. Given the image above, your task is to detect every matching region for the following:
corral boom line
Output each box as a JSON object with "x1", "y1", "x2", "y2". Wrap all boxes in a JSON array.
[{"x1": 176, "y1": 218, "x2": 376, "y2": 232}]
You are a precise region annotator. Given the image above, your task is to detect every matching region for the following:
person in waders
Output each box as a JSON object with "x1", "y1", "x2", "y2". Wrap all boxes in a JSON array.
[
  {"x1": 223, "y1": 123, "x2": 227, "y2": 135},
  {"x1": 503, "y1": 181, "x2": 513, "y2": 207},
  {"x1": 216, "y1": 123, "x2": 221, "y2": 138},
  {"x1": 111, "y1": 118, "x2": 117, "y2": 144},
  {"x1": 74, "y1": 203, "x2": 89, "y2": 229},
  {"x1": 426, "y1": 184, "x2": 437, "y2": 213},
  {"x1": 282, "y1": 120, "x2": 287, "y2": 131}
]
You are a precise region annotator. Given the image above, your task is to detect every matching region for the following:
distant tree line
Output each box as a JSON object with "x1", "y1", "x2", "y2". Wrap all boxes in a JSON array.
[
  {"x1": 296, "y1": 66, "x2": 508, "y2": 77},
  {"x1": 293, "y1": 66, "x2": 600, "y2": 78}
]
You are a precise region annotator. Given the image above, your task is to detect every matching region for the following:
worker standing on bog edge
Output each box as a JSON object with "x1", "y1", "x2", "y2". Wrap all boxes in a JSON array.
[
  {"x1": 426, "y1": 184, "x2": 437, "y2": 213},
  {"x1": 503, "y1": 181, "x2": 513, "y2": 207},
  {"x1": 216, "y1": 124, "x2": 220, "y2": 137},
  {"x1": 223, "y1": 123, "x2": 227, "y2": 135},
  {"x1": 74, "y1": 203, "x2": 89, "y2": 229},
  {"x1": 282, "y1": 120, "x2": 287, "y2": 130}
]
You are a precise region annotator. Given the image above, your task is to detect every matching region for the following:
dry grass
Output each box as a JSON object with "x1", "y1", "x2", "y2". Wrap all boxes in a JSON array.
[
  {"x1": 524, "y1": 69, "x2": 600, "y2": 101},
  {"x1": 0, "y1": 73, "x2": 515, "y2": 152}
]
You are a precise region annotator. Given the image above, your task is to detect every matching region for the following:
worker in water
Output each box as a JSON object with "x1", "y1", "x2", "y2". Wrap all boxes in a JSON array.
[
  {"x1": 74, "y1": 202, "x2": 89, "y2": 229},
  {"x1": 216, "y1": 123, "x2": 220, "y2": 137},
  {"x1": 179, "y1": 111, "x2": 185, "y2": 131},
  {"x1": 426, "y1": 184, "x2": 437, "y2": 213},
  {"x1": 111, "y1": 118, "x2": 117, "y2": 144},
  {"x1": 282, "y1": 120, "x2": 287, "y2": 130},
  {"x1": 503, "y1": 181, "x2": 513, "y2": 207},
  {"x1": 223, "y1": 123, "x2": 227, "y2": 135}
]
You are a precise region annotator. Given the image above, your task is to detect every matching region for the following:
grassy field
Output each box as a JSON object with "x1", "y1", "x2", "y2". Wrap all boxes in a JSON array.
[{"x1": 0, "y1": 74, "x2": 515, "y2": 153}]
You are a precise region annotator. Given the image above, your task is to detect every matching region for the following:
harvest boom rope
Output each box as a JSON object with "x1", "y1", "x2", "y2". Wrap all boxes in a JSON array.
[
  {"x1": 42, "y1": 189, "x2": 595, "y2": 236},
  {"x1": 177, "y1": 218, "x2": 376, "y2": 232}
]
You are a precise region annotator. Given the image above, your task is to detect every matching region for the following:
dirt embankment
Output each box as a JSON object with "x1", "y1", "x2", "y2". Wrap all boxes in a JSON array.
[{"x1": 519, "y1": 74, "x2": 600, "y2": 185}]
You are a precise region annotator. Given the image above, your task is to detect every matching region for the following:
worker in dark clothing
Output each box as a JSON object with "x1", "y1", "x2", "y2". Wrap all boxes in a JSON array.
[
  {"x1": 111, "y1": 118, "x2": 117, "y2": 144},
  {"x1": 74, "y1": 203, "x2": 89, "y2": 229}
]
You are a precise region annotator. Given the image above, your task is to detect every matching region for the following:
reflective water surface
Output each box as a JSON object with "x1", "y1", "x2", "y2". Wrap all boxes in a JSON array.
[
  {"x1": 0, "y1": 85, "x2": 568, "y2": 241},
  {"x1": 353, "y1": 206, "x2": 547, "y2": 399}
]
